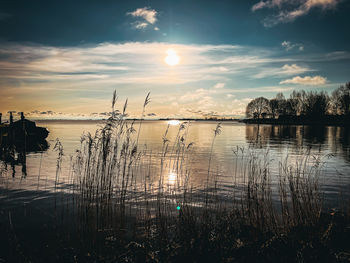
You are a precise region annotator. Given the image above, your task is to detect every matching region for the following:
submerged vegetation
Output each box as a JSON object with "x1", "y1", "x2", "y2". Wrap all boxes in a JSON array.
[{"x1": 1, "y1": 92, "x2": 350, "y2": 262}]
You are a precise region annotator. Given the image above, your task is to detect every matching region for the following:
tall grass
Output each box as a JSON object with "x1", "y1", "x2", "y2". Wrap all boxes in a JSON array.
[{"x1": 69, "y1": 92, "x2": 332, "y2": 237}]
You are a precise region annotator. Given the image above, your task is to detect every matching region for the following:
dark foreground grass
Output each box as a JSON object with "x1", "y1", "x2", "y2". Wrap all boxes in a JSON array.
[
  {"x1": 1, "y1": 194, "x2": 349, "y2": 263},
  {"x1": 1, "y1": 93, "x2": 350, "y2": 262}
]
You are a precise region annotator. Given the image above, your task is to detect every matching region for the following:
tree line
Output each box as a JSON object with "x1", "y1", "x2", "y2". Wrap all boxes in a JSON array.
[{"x1": 246, "y1": 82, "x2": 350, "y2": 120}]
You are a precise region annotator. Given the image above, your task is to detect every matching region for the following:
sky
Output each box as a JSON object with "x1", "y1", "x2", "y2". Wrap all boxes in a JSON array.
[{"x1": 0, "y1": 0, "x2": 349, "y2": 119}]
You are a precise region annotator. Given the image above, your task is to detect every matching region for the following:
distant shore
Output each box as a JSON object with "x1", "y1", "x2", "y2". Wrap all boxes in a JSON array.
[
  {"x1": 240, "y1": 115, "x2": 350, "y2": 126},
  {"x1": 33, "y1": 118, "x2": 242, "y2": 122},
  {"x1": 33, "y1": 117, "x2": 350, "y2": 127}
]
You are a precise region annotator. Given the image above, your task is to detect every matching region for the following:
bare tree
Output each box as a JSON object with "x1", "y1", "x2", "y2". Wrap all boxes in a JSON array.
[
  {"x1": 286, "y1": 98, "x2": 298, "y2": 116},
  {"x1": 246, "y1": 82, "x2": 350, "y2": 121},
  {"x1": 269, "y1": 99, "x2": 279, "y2": 119},
  {"x1": 246, "y1": 97, "x2": 270, "y2": 119},
  {"x1": 276, "y1": 92, "x2": 285, "y2": 101},
  {"x1": 304, "y1": 91, "x2": 330, "y2": 117},
  {"x1": 331, "y1": 82, "x2": 350, "y2": 116},
  {"x1": 275, "y1": 93, "x2": 287, "y2": 117},
  {"x1": 290, "y1": 90, "x2": 307, "y2": 116}
]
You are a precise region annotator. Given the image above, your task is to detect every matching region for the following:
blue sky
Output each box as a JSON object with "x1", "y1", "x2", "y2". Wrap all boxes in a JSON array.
[{"x1": 0, "y1": 0, "x2": 349, "y2": 119}]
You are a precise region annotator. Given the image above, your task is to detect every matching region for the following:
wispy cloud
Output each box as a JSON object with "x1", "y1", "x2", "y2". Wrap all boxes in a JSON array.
[
  {"x1": 282, "y1": 41, "x2": 304, "y2": 51},
  {"x1": 280, "y1": 75, "x2": 327, "y2": 85},
  {"x1": 281, "y1": 64, "x2": 309, "y2": 74},
  {"x1": 134, "y1": 22, "x2": 149, "y2": 30},
  {"x1": 214, "y1": 82, "x2": 225, "y2": 89},
  {"x1": 252, "y1": 0, "x2": 340, "y2": 27},
  {"x1": 254, "y1": 64, "x2": 313, "y2": 78},
  {"x1": 127, "y1": 7, "x2": 158, "y2": 30}
]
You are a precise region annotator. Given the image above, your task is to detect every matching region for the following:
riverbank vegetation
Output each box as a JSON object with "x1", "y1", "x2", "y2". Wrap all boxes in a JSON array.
[{"x1": 245, "y1": 82, "x2": 350, "y2": 125}]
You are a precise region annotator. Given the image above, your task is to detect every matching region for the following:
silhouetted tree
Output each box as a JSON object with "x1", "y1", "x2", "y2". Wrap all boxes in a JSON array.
[
  {"x1": 290, "y1": 90, "x2": 307, "y2": 116},
  {"x1": 245, "y1": 82, "x2": 349, "y2": 122},
  {"x1": 276, "y1": 92, "x2": 285, "y2": 101},
  {"x1": 246, "y1": 97, "x2": 270, "y2": 119},
  {"x1": 275, "y1": 93, "x2": 287, "y2": 116},
  {"x1": 331, "y1": 82, "x2": 350, "y2": 116},
  {"x1": 286, "y1": 98, "x2": 298, "y2": 116},
  {"x1": 332, "y1": 88, "x2": 343, "y2": 114},
  {"x1": 304, "y1": 91, "x2": 330, "y2": 117},
  {"x1": 269, "y1": 99, "x2": 279, "y2": 119}
]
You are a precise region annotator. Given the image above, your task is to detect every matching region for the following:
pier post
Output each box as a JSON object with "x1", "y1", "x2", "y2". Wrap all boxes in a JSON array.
[{"x1": 0, "y1": 113, "x2": 2, "y2": 146}]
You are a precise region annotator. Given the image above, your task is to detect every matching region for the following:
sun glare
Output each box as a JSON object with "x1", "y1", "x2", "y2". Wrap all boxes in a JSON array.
[
  {"x1": 168, "y1": 120, "x2": 180, "y2": 125},
  {"x1": 165, "y1": 49, "x2": 180, "y2": 66},
  {"x1": 167, "y1": 172, "x2": 177, "y2": 185}
]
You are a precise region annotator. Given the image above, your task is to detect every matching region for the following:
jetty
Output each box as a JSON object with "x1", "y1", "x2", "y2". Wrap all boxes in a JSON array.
[{"x1": 0, "y1": 112, "x2": 49, "y2": 148}]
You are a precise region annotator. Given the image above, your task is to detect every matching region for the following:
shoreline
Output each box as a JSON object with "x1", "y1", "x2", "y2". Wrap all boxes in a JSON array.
[{"x1": 240, "y1": 116, "x2": 350, "y2": 127}]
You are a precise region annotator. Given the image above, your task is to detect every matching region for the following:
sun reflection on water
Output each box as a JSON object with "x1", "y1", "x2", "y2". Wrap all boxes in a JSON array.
[
  {"x1": 167, "y1": 172, "x2": 177, "y2": 185},
  {"x1": 167, "y1": 120, "x2": 180, "y2": 126}
]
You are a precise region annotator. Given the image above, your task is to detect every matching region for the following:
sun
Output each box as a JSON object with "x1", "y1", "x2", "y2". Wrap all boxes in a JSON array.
[{"x1": 165, "y1": 49, "x2": 180, "y2": 66}]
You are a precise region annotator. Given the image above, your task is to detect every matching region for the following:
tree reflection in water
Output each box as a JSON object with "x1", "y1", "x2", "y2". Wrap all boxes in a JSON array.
[{"x1": 245, "y1": 124, "x2": 350, "y2": 162}]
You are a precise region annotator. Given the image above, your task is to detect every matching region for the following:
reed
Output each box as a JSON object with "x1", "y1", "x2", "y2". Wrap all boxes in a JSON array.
[{"x1": 61, "y1": 93, "x2": 344, "y2": 261}]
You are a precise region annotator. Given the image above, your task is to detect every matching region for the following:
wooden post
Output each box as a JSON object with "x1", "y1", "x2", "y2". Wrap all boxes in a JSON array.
[{"x1": 0, "y1": 113, "x2": 2, "y2": 146}]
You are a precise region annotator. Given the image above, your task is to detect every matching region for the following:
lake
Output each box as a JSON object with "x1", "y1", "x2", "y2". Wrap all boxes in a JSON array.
[{"x1": 1, "y1": 120, "x2": 350, "y2": 207}]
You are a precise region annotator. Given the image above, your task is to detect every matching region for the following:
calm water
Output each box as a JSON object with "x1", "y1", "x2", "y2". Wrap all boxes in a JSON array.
[{"x1": 1, "y1": 120, "x2": 350, "y2": 205}]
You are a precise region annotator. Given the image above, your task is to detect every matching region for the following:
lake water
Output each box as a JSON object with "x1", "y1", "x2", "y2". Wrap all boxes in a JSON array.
[{"x1": 1, "y1": 120, "x2": 350, "y2": 207}]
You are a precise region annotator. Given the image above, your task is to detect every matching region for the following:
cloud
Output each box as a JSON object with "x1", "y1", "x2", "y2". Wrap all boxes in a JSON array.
[
  {"x1": 252, "y1": 0, "x2": 340, "y2": 27},
  {"x1": 253, "y1": 63, "x2": 312, "y2": 78},
  {"x1": 281, "y1": 64, "x2": 309, "y2": 74},
  {"x1": 281, "y1": 41, "x2": 304, "y2": 51},
  {"x1": 127, "y1": 7, "x2": 158, "y2": 30},
  {"x1": 39, "y1": 111, "x2": 54, "y2": 115},
  {"x1": 21, "y1": 110, "x2": 91, "y2": 120},
  {"x1": 186, "y1": 109, "x2": 220, "y2": 118},
  {"x1": 254, "y1": 86, "x2": 295, "y2": 92},
  {"x1": 179, "y1": 89, "x2": 214, "y2": 103},
  {"x1": 134, "y1": 22, "x2": 149, "y2": 30},
  {"x1": 213, "y1": 82, "x2": 225, "y2": 89},
  {"x1": 280, "y1": 75, "x2": 327, "y2": 85},
  {"x1": 128, "y1": 7, "x2": 157, "y2": 24},
  {"x1": 252, "y1": 0, "x2": 287, "y2": 12}
]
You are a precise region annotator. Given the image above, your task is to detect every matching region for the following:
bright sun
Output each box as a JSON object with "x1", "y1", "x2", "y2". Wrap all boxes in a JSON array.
[{"x1": 165, "y1": 49, "x2": 180, "y2": 66}]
